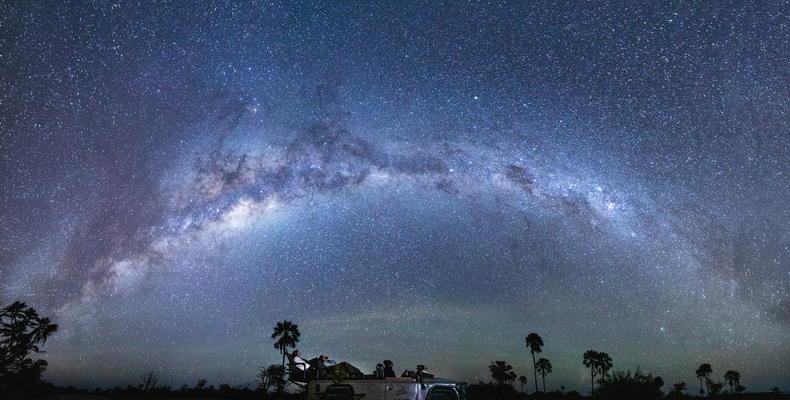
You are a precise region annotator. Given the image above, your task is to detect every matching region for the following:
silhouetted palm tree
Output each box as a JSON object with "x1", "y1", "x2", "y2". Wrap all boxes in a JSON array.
[
  {"x1": 596, "y1": 352, "x2": 613, "y2": 378},
  {"x1": 696, "y1": 363, "x2": 712, "y2": 395},
  {"x1": 583, "y1": 350, "x2": 598, "y2": 396},
  {"x1": 724, "y1": 370, "x2": 740, "y2": 392},
  {"x1": 525, "y1": 333, "x2": 543, "y2": 394},
  {"x1": 535, "y1": 358, "x2": 552, "y2": 393},
  {"x1": 518, "y1": 375, "x2": 527, "y2": 393},
  {"x1": 488, "y1": 361, "x2": 516, "y2": 385},
  {"x1": 0, "y1": 301, "x2": 58, "y2": 380},
  {"x1": 271, "y1": 320, "x2": 300, "y2": 366},
  {"x1": 583, "y1": 350, "x2": 613, "y2": 396}
]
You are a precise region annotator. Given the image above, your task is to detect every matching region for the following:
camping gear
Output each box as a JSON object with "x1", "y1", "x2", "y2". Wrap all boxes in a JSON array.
[{"x1": 323, "y1": 361, "x2": 365, "y2": 380}]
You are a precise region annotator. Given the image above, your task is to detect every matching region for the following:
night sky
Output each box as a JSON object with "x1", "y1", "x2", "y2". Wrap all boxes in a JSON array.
[{"x1": 1, "y1": 0, "x2": 788, "y2": 392}]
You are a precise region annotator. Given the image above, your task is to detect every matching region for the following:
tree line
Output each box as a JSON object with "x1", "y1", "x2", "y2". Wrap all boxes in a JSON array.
[
  {"x1": 1, "y1": 304, "x2": 785, "y2": 399},
  {"x1": 482, "y1": 332, "x2": 758, "y2": 400}
]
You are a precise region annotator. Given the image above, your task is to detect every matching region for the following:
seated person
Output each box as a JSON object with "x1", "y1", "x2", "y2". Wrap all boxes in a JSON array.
[
  {"x1": 310, "y1": 354, "x2": 330, "y2": 377},
  {"x1": 290, "y1": 349, "x2": 311, "y2": 380},
  {"x1": 383, "y1": 360, "x2": 396, "y2": 377},
  {"x1": 416, "y1": 364, "x2": 434, "y2": 379}
]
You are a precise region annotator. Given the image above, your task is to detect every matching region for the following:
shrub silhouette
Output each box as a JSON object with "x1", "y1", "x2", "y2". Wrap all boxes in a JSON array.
[
  {"x1": 258, "y1": 364, "x2": 286, "y2": 393},
  {"x1": 708, "y1": 381, "x2": 723, "y2": 395},
  {"x1": 665, "y1": 382, "x2": 689, "y2": 400},
  {"x1": 139, "y1": 369, "x2": 159, "y2": 392},
  {"x1": 594, "y1": 368, "x2": 663, "y2": 400}
]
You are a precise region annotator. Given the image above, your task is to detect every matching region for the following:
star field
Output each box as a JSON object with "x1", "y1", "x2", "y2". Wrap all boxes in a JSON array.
[{"x1": 0, "y1": 0, "x2": 788, "y2": 392}]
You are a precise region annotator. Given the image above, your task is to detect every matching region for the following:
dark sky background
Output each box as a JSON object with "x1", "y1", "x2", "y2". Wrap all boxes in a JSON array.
[{"x1": 1, "y1": 0, "x2": 788, "y2": 392}]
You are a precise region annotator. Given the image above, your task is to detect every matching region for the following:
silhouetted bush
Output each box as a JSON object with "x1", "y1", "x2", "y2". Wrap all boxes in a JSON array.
[
  {"x1": 595, "y1": 369, "x2": 663, "y2": 400},
  {"x1": 258, "y1": 364, "x2": 287, "y2": 394}
]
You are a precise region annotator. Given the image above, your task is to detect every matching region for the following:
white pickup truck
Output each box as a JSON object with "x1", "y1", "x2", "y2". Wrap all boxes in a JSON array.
[{"x1": 305, "y1": 377, "x2": 467, "y2": 400}]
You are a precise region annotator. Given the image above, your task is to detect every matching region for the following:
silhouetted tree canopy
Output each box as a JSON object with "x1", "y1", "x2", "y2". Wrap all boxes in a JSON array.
[
  {"x1": 518, "y1": 375, "x2": 527, "y2": 393},
  {"x1": 526, "y1": 332, "x2": 543, "y2": 393},
  {"x1": 696, "y1": 363, "x2": 712, "y2": 395},
  {"x1": 258, "y1": 364, "x2": 286, "y2": 394},
  {"x1": 536, "y1": 358, "x2": 552, "y2": 393},
  {"x1": 0, "y1": 301, "x2": 58, "y2": 391},
  {"x1": 724, "y1": 370, "x2": 741, "y2": 392},
  {"x1": 595, "y1": 368, "x2": 663, "y2": 400},
  {"x1": 709, "y1": 381, "x2": 724, "y2": 395},
  {"x1": 271, "y1": 320, "x2": 300, "y2": 366},
  {"x1": 488, "y1": 360, "x2": 516, "y2": 385},
  {"x1": 583, "y1": 349, "x2": 612, "y2": 396}
]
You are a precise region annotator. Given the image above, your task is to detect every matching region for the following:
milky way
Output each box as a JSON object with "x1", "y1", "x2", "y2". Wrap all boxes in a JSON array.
[{"x1": 1, "y1": 0, "x2": 788, "y2": 392}]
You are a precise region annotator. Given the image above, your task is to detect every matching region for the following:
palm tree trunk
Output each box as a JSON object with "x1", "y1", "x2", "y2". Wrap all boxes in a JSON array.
[
  {"x1": 591, "y1": 369, "x2": 595, "y2": 397},
  {"x1": 705, "y1": 377, "x2": 709, "y2": 395},
  {"x1": 281, "y1": 349, "x2": 286, "y2": 366},
  {"x1": 542, "y1": 374, "x2": 546, "y2": 393},
  {"x1": 531, "y1": 351, "x2": 538, "y2": 394}
]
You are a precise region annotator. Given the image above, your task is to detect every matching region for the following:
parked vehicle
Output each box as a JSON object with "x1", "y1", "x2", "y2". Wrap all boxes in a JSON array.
[{"x1": 306, "y1": 376, "x2": 467, "y2": 400}]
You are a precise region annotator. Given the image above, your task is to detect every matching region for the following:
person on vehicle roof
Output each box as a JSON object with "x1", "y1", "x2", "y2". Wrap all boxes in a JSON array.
[
  {"x1": 383, "y1": 360, "x2": 396, "y2": 377},
  {"x1": 292, "y1": 350, "x2": 311, "y2": 371},
  {"x1": 374, "y1": 363, "x2": 384, "y2": 378},
  {"x1": 313, "y1": 354, "x2": 330, "y2": 377}
]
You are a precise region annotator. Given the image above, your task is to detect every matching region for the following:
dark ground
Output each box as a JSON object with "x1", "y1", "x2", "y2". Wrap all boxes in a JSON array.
[{"x1": 4, "y1": 392, "x2": 790, "y2": 400}]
